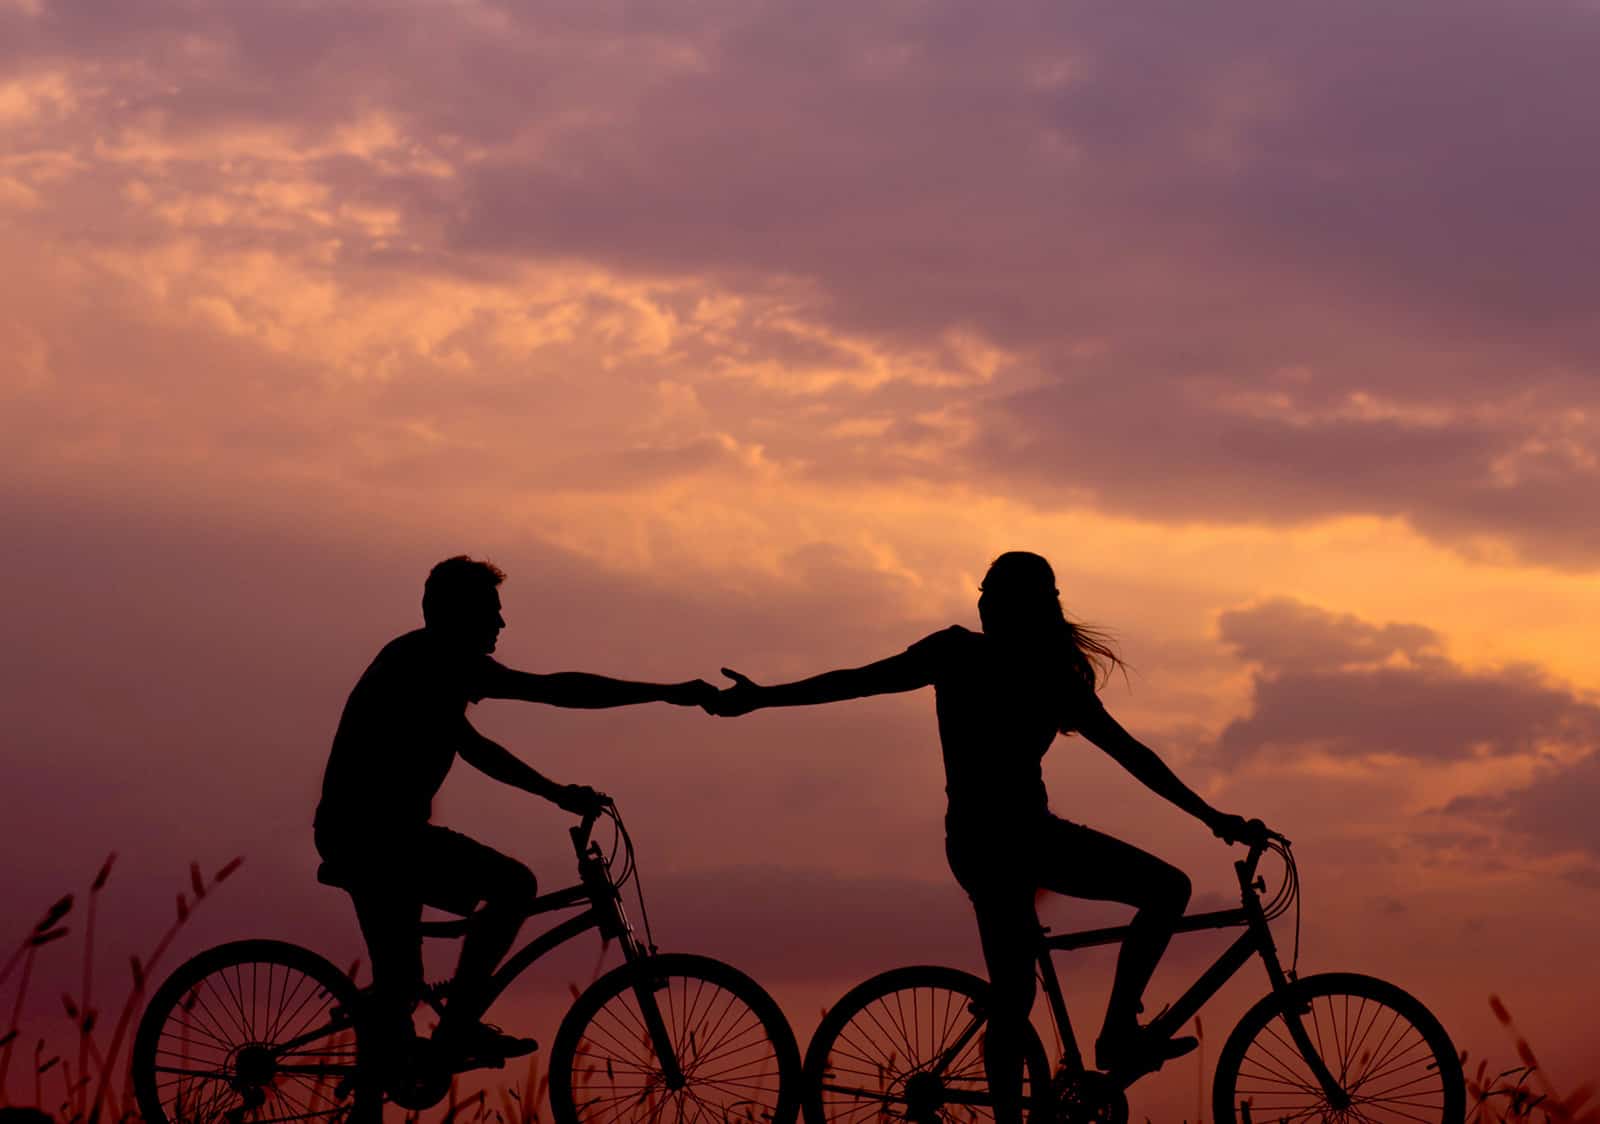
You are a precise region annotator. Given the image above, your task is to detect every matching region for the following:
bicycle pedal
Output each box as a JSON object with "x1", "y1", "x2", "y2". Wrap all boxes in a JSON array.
[{"x1": 453, "y1": 1053, "x2": 508, "y2": 1072}]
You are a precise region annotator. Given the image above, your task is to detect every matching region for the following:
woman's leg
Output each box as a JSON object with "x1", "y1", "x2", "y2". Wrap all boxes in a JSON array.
[
  {"x1": 971, "y1": 888, "x2": 1041, "y2": 1124},
  {"x1": 948, "y1": 836, "x2": 1040, "y2": 1124},
  {"x1": 1035, "y1": 818, "x2": 1192, "y2": 1064}
]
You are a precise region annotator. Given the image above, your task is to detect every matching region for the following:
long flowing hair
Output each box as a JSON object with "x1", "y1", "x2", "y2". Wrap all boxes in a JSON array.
[{"x1": 978, "y1": 551, "x2": 1126, "y2": 693}]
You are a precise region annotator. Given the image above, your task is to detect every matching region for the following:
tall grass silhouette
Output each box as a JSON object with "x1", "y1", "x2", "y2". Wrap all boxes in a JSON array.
[
  {"x1": 1, "y1": 854, "x2": 243, "y2": 1124},
  {"x1": 7, "y1": 860, "x2": 1594, "y2": 1124},
  {"x1": 1460, "y1": 996, "x2": 1597, "y2": 1124}
]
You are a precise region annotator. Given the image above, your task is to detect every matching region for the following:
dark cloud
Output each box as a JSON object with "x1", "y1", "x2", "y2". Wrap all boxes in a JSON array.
[
  {"x1": 972, "y1": 369, "x2": 1600, "y2": 568},
  {"x1": 1445, "y1": 751, "x2": 1600, "y2": 861},
  {"x1": 1211, "y1": 598, "x2": 1600, "y2": 764},
  {"x1": 1216, "y1": 599, "x2": 1444, "y2": 674},
  {"x1": 9, "y1": 0, "x2": 1600, "y2": 563}
]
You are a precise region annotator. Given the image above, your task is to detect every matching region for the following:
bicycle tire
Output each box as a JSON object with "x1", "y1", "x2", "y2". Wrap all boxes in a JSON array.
[
  {"x1": 132, "y1": 939, "x2": 375, "y2": 1124},
  {"x1": 1212, "y1": 971, "x2": 1465, "y2": 1124},
  {"x1": 548, "y1": 952, "x2": 802, "y2": 1124},
  {"x1": 802, "y1": 965, "x2": 1052, "y2": 1124}
]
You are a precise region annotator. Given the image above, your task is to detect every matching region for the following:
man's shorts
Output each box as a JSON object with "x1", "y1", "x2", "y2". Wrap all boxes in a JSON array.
[{"x1": 315, "y1": 821, "x2": 537, "y2": 916}]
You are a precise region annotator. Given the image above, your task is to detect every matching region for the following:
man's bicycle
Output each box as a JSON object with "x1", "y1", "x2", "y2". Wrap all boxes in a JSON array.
[
  {"x1": 131, "y1": 800, "x2": 802, "y2": 1124},
  {"x1": 801, "y1": 826, "x2": 1464, "y2": 1124}
]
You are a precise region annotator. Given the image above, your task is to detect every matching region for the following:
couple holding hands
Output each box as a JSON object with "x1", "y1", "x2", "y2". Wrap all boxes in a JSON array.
[{"x1": 314, "y1": 552, "x2": 1265, "y2": 1122}]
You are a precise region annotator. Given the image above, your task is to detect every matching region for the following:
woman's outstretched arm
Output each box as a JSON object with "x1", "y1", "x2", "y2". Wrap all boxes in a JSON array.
[
  {"x1": 709, "y1": 650, "x2": 932, "y2": 716},
  {"x1": 1076, "y1": 703, "x2": 1251, "y2": 840}
]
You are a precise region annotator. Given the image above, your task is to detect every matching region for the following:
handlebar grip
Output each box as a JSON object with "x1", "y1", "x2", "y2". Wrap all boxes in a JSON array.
[{"x1": 568, "y1": 795, "x2": 616, "y2": 850}]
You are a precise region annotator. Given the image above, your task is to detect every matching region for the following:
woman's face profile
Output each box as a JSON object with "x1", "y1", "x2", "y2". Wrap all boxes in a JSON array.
[{"x1": 978, "y1": 585, "x2": 1033, "y2": 636}]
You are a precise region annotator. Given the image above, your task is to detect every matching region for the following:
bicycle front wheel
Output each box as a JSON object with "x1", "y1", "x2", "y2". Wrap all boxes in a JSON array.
[
  {"x1": 1213, "y1": 972, "x2": 1465, "y2": 1124},
  {"x1": 802, "y1": 965, "x2": 1052, "y2": 1124},
  {"x1": 548, "y1": 952, "x2": 801, "y2": 1124},
  {"x1": 131, "y1": 939, "x2": 373, "y2": 1124}
]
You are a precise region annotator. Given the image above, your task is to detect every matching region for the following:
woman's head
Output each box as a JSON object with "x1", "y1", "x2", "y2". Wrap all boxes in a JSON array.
[
  {"x1": 977, "y1": 551, "x2": 1060, "y2": 639},
  {"x1": 977, "y1": 551, "x2": 1123, "y2": 691}
]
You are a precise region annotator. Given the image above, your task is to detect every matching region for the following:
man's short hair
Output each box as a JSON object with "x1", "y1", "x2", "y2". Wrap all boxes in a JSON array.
[{"x1": 422, "y1": 556, "x2": 505, "y2": 625}]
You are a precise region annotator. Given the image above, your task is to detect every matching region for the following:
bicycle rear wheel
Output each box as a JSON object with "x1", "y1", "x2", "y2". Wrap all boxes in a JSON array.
[
  {"x1": 802, "y1": 966, "x2": 1052, "y2": 1124},
  {"x1": 1212, "y1": 972, "x2": 1464, "y2": 1124},
  {"x1": 132, "y1": 939, "x2": 374, "y2": 1124},
  {"x1": 548, "y1": 952, "x2": 801, "y2": 1124}
]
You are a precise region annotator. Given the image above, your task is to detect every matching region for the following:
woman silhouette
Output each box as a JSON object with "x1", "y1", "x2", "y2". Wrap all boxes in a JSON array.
[{"x1": 710, "y1": 551, "x2": 1258, "y2": 1122}]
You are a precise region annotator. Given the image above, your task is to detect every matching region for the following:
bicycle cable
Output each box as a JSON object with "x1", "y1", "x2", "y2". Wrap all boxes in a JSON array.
[
  {"x1": 605, "y1": 805, "x2": 659, "y2": 955},
  {"x1": 1258, "y1": 838, "x2": 1302, "y2": 976}
]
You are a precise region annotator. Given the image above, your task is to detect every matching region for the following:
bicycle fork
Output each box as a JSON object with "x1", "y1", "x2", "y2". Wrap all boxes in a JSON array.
[
  {"x1": 1256, "y1": 949, "x2": 1350, "y2": 1112},
  {"x1": 630, "y1": 971, "x2": 689, "y2": 1090}
]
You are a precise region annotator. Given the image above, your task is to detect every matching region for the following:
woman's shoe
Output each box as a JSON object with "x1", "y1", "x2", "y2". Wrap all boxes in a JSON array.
[{"x1": 1093, "y1": 1025, "x2": 1198, "y2": 1074}]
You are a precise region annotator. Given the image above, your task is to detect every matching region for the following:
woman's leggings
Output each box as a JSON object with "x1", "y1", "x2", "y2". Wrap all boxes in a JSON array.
[{"x1": 945, "y1": 815, "x2": 1192, "y2": 1124}]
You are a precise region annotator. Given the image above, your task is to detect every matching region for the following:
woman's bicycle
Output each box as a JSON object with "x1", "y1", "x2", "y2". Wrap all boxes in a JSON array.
[
  {"x1": 131, "y1": 800, "x2": 802, "y2": 1124},
  {"x1": 802, "y1": 826, "x2": 1464, "y2": 1124}
]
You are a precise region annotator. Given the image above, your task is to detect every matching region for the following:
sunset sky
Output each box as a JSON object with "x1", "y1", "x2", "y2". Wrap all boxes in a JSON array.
[{"x1": 4, "y1": 0, "x2": 1600, "y2": 1116}]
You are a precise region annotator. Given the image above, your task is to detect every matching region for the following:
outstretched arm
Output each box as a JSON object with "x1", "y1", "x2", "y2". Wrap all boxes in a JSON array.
[
  {"x1": 483, "y1": 668, "x2": 716, "y2": 709},
  {"x1": 1076, "y1": 704, "x2": 1248, "y2": 840},
  {"x1": 709, "y1": 650, "x2": 932, "y2": 716},
  {"x1": 457, "y1": 722, "x2": 598, "y2": 812}
]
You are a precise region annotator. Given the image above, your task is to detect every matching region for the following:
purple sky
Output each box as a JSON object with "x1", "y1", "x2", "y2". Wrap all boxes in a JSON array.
[{"x1": 4, "y1": 0, "x2": 1600, "y2": 1114}]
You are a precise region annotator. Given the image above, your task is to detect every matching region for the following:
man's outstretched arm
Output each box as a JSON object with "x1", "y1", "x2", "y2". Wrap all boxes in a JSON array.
[
  {"x1": 484, "y1": 668, "x2": 716, "y2": 709},
  {"x1": 457, "y1": 724, "x2": 596, "y2": 811}
]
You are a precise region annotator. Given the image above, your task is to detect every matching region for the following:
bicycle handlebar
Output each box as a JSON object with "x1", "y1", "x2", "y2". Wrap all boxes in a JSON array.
[{"x1": 569, "y1": 792, "x2": 617, "y2": 855}]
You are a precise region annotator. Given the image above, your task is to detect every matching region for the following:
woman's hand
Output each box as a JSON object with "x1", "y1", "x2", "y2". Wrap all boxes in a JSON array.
[{"x1": 705, "y1": 668, "x2": 766, "y2": 717}]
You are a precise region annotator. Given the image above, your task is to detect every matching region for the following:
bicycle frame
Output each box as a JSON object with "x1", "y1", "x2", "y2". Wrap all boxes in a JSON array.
[
  {"x1": 1033, "y1": 835, "x2": 1348, "y2": 1106},
  {"x1": 479, "y1": 817, "x2": 645, "y2": 999},
  {"x1": 427, "y1": 805, "x2": 686, "y2": 1086}
]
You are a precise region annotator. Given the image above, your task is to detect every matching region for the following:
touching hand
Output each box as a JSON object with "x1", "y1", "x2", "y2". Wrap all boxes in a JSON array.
[
  {"x1": 665, "y1": 679, "x2": 719, "y2": 707},
  {"x1": 705, "y1": 668, "x2": 765, "y2": 717},
  {"x1": 557, "y1": 784, "x2": 606, "y2": 816},
  {"x1": 1210, "y1": 812, "x2": 1266, "y2": 846}
]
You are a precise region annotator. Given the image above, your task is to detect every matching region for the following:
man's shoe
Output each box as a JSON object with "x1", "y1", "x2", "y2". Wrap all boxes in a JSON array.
[
  {"x1": 434, "y1": 1020, "x2": 538, "y2": 1062},
  {"x1": 1093, "y1": 1026, "x2": 1198, "y2": 1074}
]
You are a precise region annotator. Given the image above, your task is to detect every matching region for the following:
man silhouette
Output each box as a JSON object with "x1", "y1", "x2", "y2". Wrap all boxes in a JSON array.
[{"x1": 314, "y1": 556, "x2": 714, "y2": 1064}]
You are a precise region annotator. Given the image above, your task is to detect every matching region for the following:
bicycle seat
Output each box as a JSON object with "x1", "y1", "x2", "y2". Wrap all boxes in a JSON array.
[{"x1": 315, "y1": 863, "x2": 475, "y2": 938}]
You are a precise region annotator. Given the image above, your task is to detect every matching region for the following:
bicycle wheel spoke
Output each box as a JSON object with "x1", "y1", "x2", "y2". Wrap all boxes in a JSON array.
[
  {"x1": 855, "y1": 999, "x2": 912, "y2": 1073},
  {"x1": 810, "y1": 973, "x2": 1049, "y2": 1124},
  {"x1": 834, "y1": 1019, "x2": 899, "y2": 1075},
  {"x1": 1357, "y1": 1018, "x2": 1423, "y2": 1091},
  {"x1": 134, "y1": 945, "x2": 370, "y2": 1124},
  {"x1": 1344, "y1": 996, "x2": 1390, "y2": 1080},
  {"x1": 586, "y1": 1005, "x2": 664, "y2": 1070},
  {"x1": 1217, "y1": 976, "x2": 1461, "y2": 1124},
  {"x1": 184, "y1": 986, "x2": 246, "y2": 1051},
  {"x1": 1354, "y1": 1039, "x2": 1438, "y2": 1095},
  {"x1": 556, "y1": 959, "x2": 791, "y2": 1124},
  {"x1": 271, "y1": 979, "x2": 332, "y2": 1051}
]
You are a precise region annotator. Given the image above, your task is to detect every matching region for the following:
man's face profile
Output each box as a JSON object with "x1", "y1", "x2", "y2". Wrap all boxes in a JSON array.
[{"x1": 435, "y1": 586, "x2": 505, "y2": 654}]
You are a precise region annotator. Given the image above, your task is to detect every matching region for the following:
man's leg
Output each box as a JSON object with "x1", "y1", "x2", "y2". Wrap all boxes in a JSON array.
[
  {"x1": 416, "y1": 828, "x2": 539, "y2": 1047},
  {"x1": 1035, "y1": 819, "x2": 1192, "y2": 1068},
  {"x1": 348, "y1": 888, "x2": 424, "y2": 1061}
]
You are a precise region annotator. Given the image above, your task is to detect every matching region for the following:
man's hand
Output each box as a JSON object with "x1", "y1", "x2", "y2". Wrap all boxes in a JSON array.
[
  {"x1": 1209, "y1": 811, "x2": 1267, "y2": 846},
  {"x1": 556, "y1": 784, "x2": 606, "y2": 817},
  {"x1": 663, "y1": 679, "x2": 719, "y2": 708},
  {"x1": 704, "y1": 668, "x2": 765, "y2": 717}
]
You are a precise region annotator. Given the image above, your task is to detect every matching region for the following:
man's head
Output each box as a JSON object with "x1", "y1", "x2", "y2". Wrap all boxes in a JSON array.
[{"x1": 422, "y1": 556, "x2": 506, "y2": 653}]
